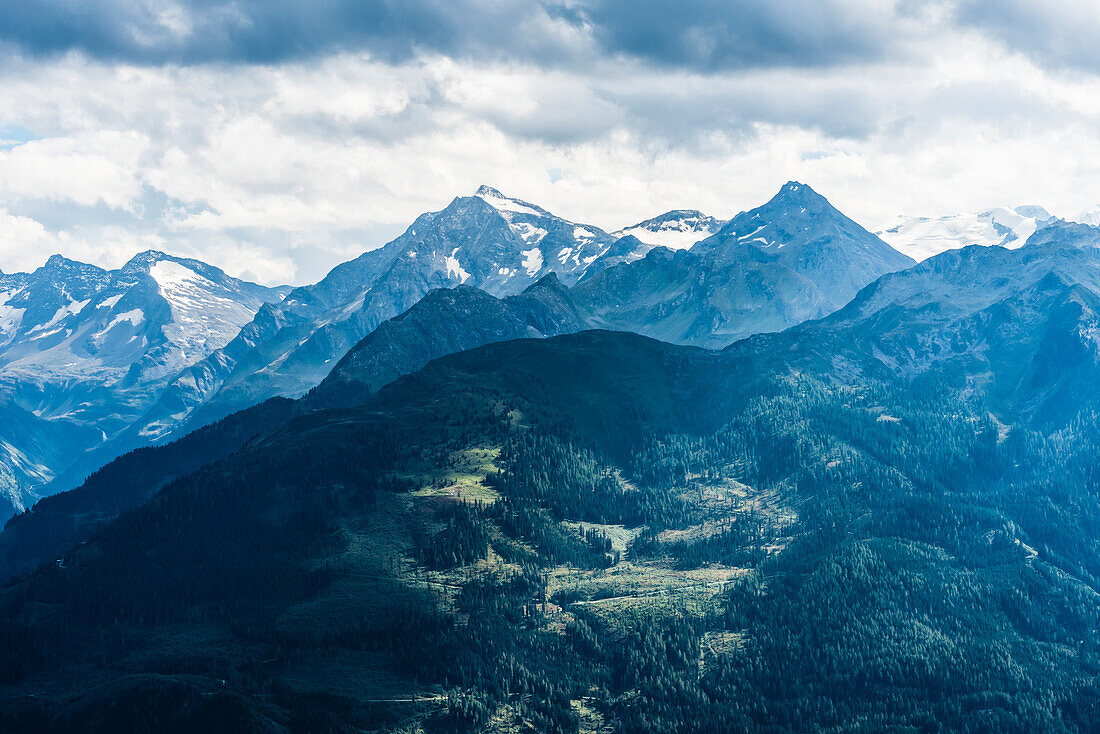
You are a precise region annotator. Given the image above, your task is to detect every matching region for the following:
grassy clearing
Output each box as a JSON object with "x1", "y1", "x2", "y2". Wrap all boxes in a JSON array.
[{"x1": 410, "y1": 446, "x2": 502, "y2": 504}]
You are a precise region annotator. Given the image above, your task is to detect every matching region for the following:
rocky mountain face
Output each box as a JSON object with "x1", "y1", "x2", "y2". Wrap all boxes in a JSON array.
[
  {"x1": 0, "y1": 252, "x2": 288, "y2": 518},
  {"x1": 573, "y1": 181, "x2": 916, "y2": 348},
  {"x1": 99, "y1": 189, "x2": 617, "y2": 464},
  {"x1": 728, "y1": 220, "x2": 1100, "y2": 426}
]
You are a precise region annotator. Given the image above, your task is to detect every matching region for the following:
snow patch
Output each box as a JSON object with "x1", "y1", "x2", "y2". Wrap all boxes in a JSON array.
[
  {"x1": 510, "y1": 222, "x2": 548, "y2": 244},
  {"x1": 98, "y1": 293, "x2": 124, "y2": 310},
  {"x1": 150, "y1": 259, "x2": 259, "y2": 366},
  {"x1": 738, "y1": 225, "x2": 767, "y2": 241},
  {"x1": 28, "y1": 297, "x2": 90, "y2": 334},
  {"x1": 445, "y1": 248, "x2": 471, "y2": 283},
  {"x1": 0, "y1": 290, "x2": 25, "y2": 342},
  {"x1": 521, "y1": 248, "x2": 544, "y2": 276},
  {"x1": 104, "y1": 309, "x2": 145, "y2": 331}
]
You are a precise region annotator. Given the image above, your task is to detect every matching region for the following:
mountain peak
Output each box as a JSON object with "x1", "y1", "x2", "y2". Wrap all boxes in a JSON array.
[
  {"x1": 522, "y1": 271, "x2": 566, "y2": 294},
  {"x1": 686, "y1": 181, "x2": 913, "y2": 303},
  {"x1": 771, "y1": 180, "x2": 827, "y2": 206},
  {"x1": 39, "y1": 253, "x2": 102, "y2": 276},
  {"x1": 127, "y1": 249, "x2": 171, "y2": 264},
  {"x1": 629, "y1": 209, "x2": 718, "y2": 228},
  {"x1": 612, "y1": 211, "x2": 724, "y2": 254},
  {"x1": 697, "y1": 182, "x2": 841, "y2": 255},
  {"x1": 118, "y1": 250, "x2": 178, "y2": 273},
  {"x1": 472, "y1": 186, "x2": 550, "y2": 218},
  {"x1": 44, "y1": 253, "x2": 81, "y2": 267}
]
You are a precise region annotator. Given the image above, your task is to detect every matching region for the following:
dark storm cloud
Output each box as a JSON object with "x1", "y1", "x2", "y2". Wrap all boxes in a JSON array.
[
  {"x1": 564, "y1": 0, "x2": 894, "y2": 70},
  {"x1": 0, "y1": 0, "x2": 540, "y2": 65},
  {"x1": 954, "y1": 0, "x2": 1100, "y2": 72},
  {"x1": 2, "y1": 0, "x2": 901, "y2": 69}
]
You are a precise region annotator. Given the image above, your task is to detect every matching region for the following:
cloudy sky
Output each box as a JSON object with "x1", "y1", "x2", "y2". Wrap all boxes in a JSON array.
[{"x1": 2, "y1": 0, "x2": 1100, "y2": 284}]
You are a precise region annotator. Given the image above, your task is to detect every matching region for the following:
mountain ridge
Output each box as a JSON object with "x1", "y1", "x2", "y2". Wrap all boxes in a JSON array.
[{"x1": 0, "y1": 250, "x2": 290, "y2": 518}]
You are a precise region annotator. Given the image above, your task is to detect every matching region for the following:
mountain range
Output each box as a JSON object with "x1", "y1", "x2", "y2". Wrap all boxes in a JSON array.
[
  {"x1": 574, "y1": 181, "x2": 915, "y2": 347},
  {"x1": 4, "y1": 182, "x2": 920, "y2": 519},
  {"x1": 3, "y1": 182, "x2": 1092, "y2": 524},
  {"x1": 0, "y1": 252, "x2": 289, "y2": 517},
  {"x1": 2, "y1": 202, "x2": 1100, "y2": 731}
]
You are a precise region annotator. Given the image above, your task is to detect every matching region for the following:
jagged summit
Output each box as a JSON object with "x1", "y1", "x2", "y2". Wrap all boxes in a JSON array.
[
  {"x1": 473, "y1": 185, "x2": 552, "y2": 218},
  {"x1": 727, "y1": 181, "x2": 834, "y2": 228},
  {"x1": 37, "y1": 253, "x2": 103, "y2": 274},
  {"x1": 120, "y1": 249, "x2": 210, "y2": 277},
  {"x1": 121, "y1": 249, "x2": 172, "y2": 267},
  {"x1": 779, "y1": 180, "x2": 821, "y2": 197},
  {"x1": 0, "y1": 250, "x2": 289, "y2": 519}
]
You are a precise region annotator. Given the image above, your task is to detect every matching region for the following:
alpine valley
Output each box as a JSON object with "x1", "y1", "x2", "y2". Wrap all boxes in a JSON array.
[{"x1": 2, "y1": 182, "x2": 1100, "y2": 733}]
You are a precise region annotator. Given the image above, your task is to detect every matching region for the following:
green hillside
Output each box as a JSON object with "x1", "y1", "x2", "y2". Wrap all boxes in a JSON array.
[{"x1": 1, "y1": 328, "x2": 1098, "y2": 732}]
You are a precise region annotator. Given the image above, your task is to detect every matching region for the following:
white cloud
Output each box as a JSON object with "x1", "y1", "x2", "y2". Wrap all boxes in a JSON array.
[
  {"x1": 0, "y1": 131, "x2": 148, "y2": 209},
  {"x1": 0, "y1": 209, "x2": 58, "y2": 273},
  {"x1": 0, "y1": 25, "x2": 1100, "y2": 285}
]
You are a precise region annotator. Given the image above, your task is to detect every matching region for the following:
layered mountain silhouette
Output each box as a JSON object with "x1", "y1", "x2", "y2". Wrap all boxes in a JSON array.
[
  {"x1": 3, "y1": 225, "x2": 1100, "y2": 728},
  {"x1": 42, "y1": 183, "x2": 910, "y2": 504},
  {"x1": 5, "y1": 214, "x2": 1098, "y2": 592}
]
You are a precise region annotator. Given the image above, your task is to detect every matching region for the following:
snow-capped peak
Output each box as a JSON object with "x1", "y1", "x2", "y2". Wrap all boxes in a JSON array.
[
  {"x1": 473, "y1": 185, "x2": 548, "y2": 218},
  {"x1": 876, "y1": 206, "x2": 1054, "y2": 262},
  {"x1": 612, "y1": 210, "x2": 724, "y2": 253},
  {"x1": 0, "y1": 251, "x2": 286, "y2": 380},
  {"x1": 1070, "y1": 205, "x2": 1100, "y2": 227}
]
